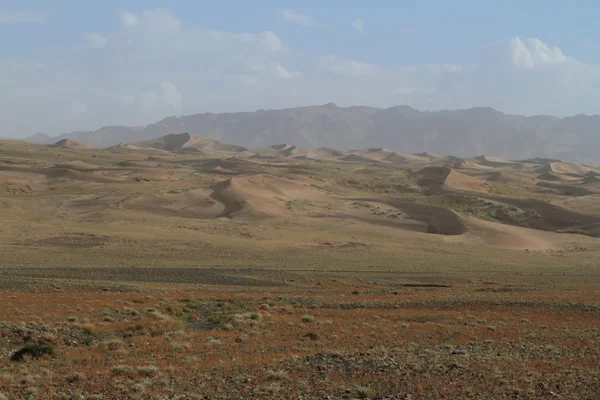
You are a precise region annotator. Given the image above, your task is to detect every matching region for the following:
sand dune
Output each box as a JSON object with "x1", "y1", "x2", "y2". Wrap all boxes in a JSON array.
[
  {"x1": 457, "y1": 160, "x2": 493, "y2": 170},
  {"x1": 267, "y1": 144, "x2": 297, "y2": 157},
  {"x1": 116, "y1": 160, "x2": 162, "y2": 168},
  {"x1": 536, "y1": 172, "x2": 563, "y2": 181},
  {"x1": 548, "y1": 161, "x2": 599, "y2": 176},
  {"x1": 304, "y1": 147, "x2": 345, "y2": 159},
  {"x1": 583, "y1": 174, "x2": 600, "y2": 184},
  {"x1": 0, "y1": 164, "x2": 123, "y2": 183},
  {"x1": 450, "y1": 215, "x2": 576, "y2": 251},
  {"x1": 54, "y1": 161, "x2": 103, "y2": 171},
  {"x1": 258, "y1": 146, "x2": 345, "y2": 160},
  {"x1": 351, "y1": 197, "x2": 466, "y2": 235},
  {"x1": 50, "y1": 139, "x2": 90, "y2": 149},
  {"x1": 413, "y1": 166, "x2": 489, "y2": 193},
  {"x1": 557, "y1": 194, "x2": 600, "y2": 214},
  {"x1": 536, "y1": 181, "x2": 594, "y2": 196},
  {"x1": 520, "y1": 157, "x2": 562, "y2": 165},
  {"x1": 4, "y1": 135, "x2": 600, "y2": 256},
  {"x1": 480, "y1": 194, "x2": 600, "y2": 237},
  {"x1": 123, "y1": 189, "x2": 226, "y2": 219},
  {"x1": 474, "y1": 156, "x2": 518, "y2": 168},
  {"x1": 123, "y1": 174, "x2": 329, "y2": 220},
  {"x1": 121, "y1": 133, "x2": 248, "y2": 154},
  {"x1": 413, "y1": 152, "x2": 442, "y2": 160},
  {"x1": 534, "y1": 162, "x2": 599, "y2": 181},
  {"x1": 339, "y1": 154, "x2": 371, "y2": 163},
  {"x1": 270, "y1": 144, "x2": 290, "y2": 150},
  {"x1": 444, "y1": 156, "x2": 467, "y2": 168},
  {"x1": 349, "y1": 148, "x2": 398, "y2": 162}
]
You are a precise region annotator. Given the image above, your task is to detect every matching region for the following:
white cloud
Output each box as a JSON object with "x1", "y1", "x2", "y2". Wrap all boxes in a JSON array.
[
  {"x1": 119, "y1": 10, "x2": 139, "y2": 27},
  {"x1": 0, "y1": 11, "x2": 45, "y2": 23},
  {"x1": 320, "y1": 55, "x2": 381, "y2": 76},
  {"x1": 84, "y1": 33, "x2": 108, "y2": 48},
  {"x1": 69, "y1": 101, "x2": 88, "y2": 118},
  {"x1": 279, "y1": 9, "x2": 329, "y2": 28},
  {"x1": 235, "y1": 75, "x2": 259, "y2": 86},
  {"x1": 257, "y1": 31, "x2": 285, "y2": 52},
  {"x1": 273, "y1": 63, "x2": 300, "y2": 79},
  {"x1": 161, "y1": 81, "x2": 182, "y2": 112},
  {"x1": 352, "y1": 18, "x2": 364, "y2": 33},
  {"x1": 141, "y1": 92, "x2": 157, "y2": 107},
  {"x1": 140, "y1": 9, "x2": 182, "y2": 34},
  {"x1": 507, "y1": 37, "x2": 570, "y2": 69},
  {"x1": 115, "y1": 94, "x2": 136, "y2": 106},
  {"x1": 2, "y1": 6, "x2": 600, "y2": 139}
]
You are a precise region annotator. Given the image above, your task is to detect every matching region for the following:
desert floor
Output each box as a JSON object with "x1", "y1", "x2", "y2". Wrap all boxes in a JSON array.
[{"x1": 1, "y1": 137, "x2": 599, "y2": 399}]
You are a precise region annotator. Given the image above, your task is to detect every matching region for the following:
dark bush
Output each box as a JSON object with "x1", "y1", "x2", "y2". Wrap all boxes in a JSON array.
[{"x1": 10, "y1": 345, "x2": 53, "y2": 361}]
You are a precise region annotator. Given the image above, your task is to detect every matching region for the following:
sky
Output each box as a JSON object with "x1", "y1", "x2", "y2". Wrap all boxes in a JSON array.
[{"x1": 1, "y1": 0, "x2": 600, "y2": 137}]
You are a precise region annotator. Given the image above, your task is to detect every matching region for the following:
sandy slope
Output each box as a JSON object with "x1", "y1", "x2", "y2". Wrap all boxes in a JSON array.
[
  {"x1": 350, "y1": 196, "x2": 466, "y2": 235},
  {"x1": 121, "y1": 132, "x2": 248, "y2": 154},
  {"x1": 479, "y1": 194, "x2": 600, "y2": 237},
  {"x1": 413, "y1": 166, "x2": 489, "y2": 193},
  {"x1": 123, "y1": 174, "x2": 330, "y2": 220},
  {"x1": 548, "y1": 161, "x2": 599, "y2": 176},
  {"x1": 50, "y1": 139, "x2": 90, "y2": 149},
  {"x1": 535, "y1": 162, "x2": 600, "y2": 181},
  {"x1": 474, "y1": 156, "x2": 518, "y2": 167},
  {"x1": 448, "y1": 215, "x2": 577, "y2": 251},
  {"x1": 54, "y1": 161, "x2": 104, "y2": 171}
]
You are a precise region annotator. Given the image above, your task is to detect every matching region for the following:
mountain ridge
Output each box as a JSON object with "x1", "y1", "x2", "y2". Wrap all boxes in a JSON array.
[{"x1": 24, "y1": 104, "x2": 600, "y2": 163}]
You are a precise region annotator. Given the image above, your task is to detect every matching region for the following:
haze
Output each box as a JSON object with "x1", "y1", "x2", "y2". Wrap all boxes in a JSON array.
[{"x1": 2, "y1": 0, "x2": 600, "y2": 138}]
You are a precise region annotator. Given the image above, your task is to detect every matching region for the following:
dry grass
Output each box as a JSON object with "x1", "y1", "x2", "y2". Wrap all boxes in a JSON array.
[{"x1": 0, "y1": 279, "x2": 598, "y2": 398}]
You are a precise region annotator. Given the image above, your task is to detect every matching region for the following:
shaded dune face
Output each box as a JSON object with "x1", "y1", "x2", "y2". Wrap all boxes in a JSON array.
[
  {"x1": 412, "y1": 166, "x2": 489, "y2": 194},
  {"x1": 350, "y1": 197, "x2": 467, "y2": 235},
  {"x1": 50, "y1": 138, "x2": 90, "y2": 149}
]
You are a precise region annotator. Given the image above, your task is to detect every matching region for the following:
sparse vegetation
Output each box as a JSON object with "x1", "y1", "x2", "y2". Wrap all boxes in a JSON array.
[{"x1": 0, "y1": 139, "x2": 599, "y2": 398}]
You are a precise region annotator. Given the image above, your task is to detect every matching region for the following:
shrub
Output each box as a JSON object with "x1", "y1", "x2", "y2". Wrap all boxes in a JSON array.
[
  {"x1": 111, "y1": 365, "x2": 132, "y2": 375},
  {"x1": 301, "y1": 315, "x2": 314, "y2": 323},
  {"x1": 356, "y1": 386, "x2": 371, "y2": 399},
  {"x1": 137, "y1": 365, "x2": 158, "y2": 377},
  {"x1": 10, "y1": 345, "x2": 53, "y2": 361}
]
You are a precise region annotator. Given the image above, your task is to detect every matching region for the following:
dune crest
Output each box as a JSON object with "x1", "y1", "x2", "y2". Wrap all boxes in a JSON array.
[
  {"x1": 120, "y1": 132, "x2": 248, "y2": 154},
  {"x1": 50, "y1": 138, "x2": 90, "y2": 149},
  {"x1": 413, "y1": 166, "x2": 489, "y2": 193}
]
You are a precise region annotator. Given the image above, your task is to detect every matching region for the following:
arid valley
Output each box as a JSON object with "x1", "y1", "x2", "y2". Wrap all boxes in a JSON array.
[{"x1": 0, "y1": 133, "x2": 599, "y2": 398}]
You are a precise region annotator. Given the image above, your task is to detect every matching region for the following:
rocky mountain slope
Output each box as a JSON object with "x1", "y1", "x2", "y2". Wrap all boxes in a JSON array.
[{"x1": 27, "y1": 104, "x2": 600, "y2": 162}]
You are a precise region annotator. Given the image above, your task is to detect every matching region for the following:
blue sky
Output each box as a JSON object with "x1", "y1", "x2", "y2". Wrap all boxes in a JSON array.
[{"x1": 1, "y1": 1, "x2": 599, "y2": 136}]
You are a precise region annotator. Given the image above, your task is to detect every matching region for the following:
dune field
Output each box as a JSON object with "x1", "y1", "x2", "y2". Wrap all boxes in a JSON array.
[{"x1": 1, "y1": 132, "x2": 600, "y2": 398}]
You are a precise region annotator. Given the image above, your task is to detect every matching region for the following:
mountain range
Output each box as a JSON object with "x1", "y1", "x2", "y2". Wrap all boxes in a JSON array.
[{"x1": 26, "y1": 104, "x2": 600, "y2": 163}]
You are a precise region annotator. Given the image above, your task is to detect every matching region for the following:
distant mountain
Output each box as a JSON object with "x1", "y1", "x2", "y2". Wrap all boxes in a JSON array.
[{"x1": 26, "y1": 104, "x2": 600, "y2": 162}]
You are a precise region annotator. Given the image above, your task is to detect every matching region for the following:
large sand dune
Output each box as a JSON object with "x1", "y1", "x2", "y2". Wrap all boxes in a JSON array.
[
  {"x1": 450, "y1": 215, "x2": 581, "y2": 251},
  {"x1": 50, "y1": 138, "x2": 90, "y2": 149},
  {"x1": 474, "y1": 156, "x2": 518, "y2": 168},
  {"x1": 121, "y1": 132, "x2": 248, "y2": 154},
  {"x1": 413, "y1": 166, "x2": 489, "y2": 193},
  {"x1": 536, "y1": 161, "x2": 600, "y2": 178},
  {"x1": 481, "y1": 194, "x2": 600, "y2": 237}
]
